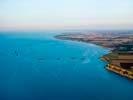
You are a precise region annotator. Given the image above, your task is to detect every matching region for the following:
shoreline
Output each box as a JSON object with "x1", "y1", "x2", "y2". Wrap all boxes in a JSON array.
[
  {"x1": 55, "y1": 33, "x2": 133, "y2": 80},
  {"x1": 54, "y1": 35, "x2": 111, "y2": 50}
]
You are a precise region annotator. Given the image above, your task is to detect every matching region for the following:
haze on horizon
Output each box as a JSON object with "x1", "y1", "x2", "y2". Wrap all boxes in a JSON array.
[{"x1": 0, "y1": 0, "x2": 133, "y2": 31}]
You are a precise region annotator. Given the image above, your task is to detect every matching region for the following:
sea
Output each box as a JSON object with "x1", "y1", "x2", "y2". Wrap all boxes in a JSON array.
[{"x1": 0, "y1": 31, "x2": 133, "y2": 100}]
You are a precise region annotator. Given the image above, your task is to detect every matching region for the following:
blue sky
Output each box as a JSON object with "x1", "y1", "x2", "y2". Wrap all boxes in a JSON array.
[{"x1": 0, "y1": 0, "x2": 133, "y2": 30}]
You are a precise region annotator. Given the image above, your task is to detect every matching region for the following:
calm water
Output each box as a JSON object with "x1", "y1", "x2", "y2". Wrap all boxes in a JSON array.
[{"x1": 0, "y1": 32, "x2": 133, "y2": 100}]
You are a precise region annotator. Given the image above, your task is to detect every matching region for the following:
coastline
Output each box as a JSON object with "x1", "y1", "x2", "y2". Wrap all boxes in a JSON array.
[
  {"x1": 54, "y1": 35, "x2": 111, "y2": 50},
  {"x1": 55, "y1": 33, "x2": 133, "y2": 80}
]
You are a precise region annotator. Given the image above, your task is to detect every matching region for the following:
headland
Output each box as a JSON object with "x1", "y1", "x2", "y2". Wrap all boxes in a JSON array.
[{"x1": 55, "y1": 31, "x2": 133, "y2": 79}]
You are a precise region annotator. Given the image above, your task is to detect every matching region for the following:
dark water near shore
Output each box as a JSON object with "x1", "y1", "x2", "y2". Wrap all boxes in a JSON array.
[{"x1": 0, "y1": 32, "x2": 133, "y2": 100}]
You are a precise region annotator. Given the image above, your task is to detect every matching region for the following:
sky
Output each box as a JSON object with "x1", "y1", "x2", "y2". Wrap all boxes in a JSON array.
[{"x1": 0, "y1": 0, "x2": 133, "y2": 30}]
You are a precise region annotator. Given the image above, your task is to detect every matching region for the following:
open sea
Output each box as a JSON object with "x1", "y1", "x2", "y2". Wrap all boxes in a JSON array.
[{"x1": 0, "y1": 31, "x2": 133, "y2": 100}]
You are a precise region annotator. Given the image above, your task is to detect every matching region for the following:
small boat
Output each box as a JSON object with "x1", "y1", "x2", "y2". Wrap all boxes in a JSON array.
[
  {"x1": 71, "y1": 57, "x2": 76, "y2": 60},
  {"x1": 80, "y1": 57, "x2": 86, "y2": 60},
  {"x1": 14, "y1": 50, "x2": 18, "y2": 56},
  {"x1": 56, "y1": 58, "x2": 61, "y2": 60}
]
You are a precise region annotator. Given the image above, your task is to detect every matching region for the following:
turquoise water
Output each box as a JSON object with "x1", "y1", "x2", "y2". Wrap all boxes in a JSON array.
[{"x1": 0, "y1": 32, "x2": 133, "y2": 100}]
